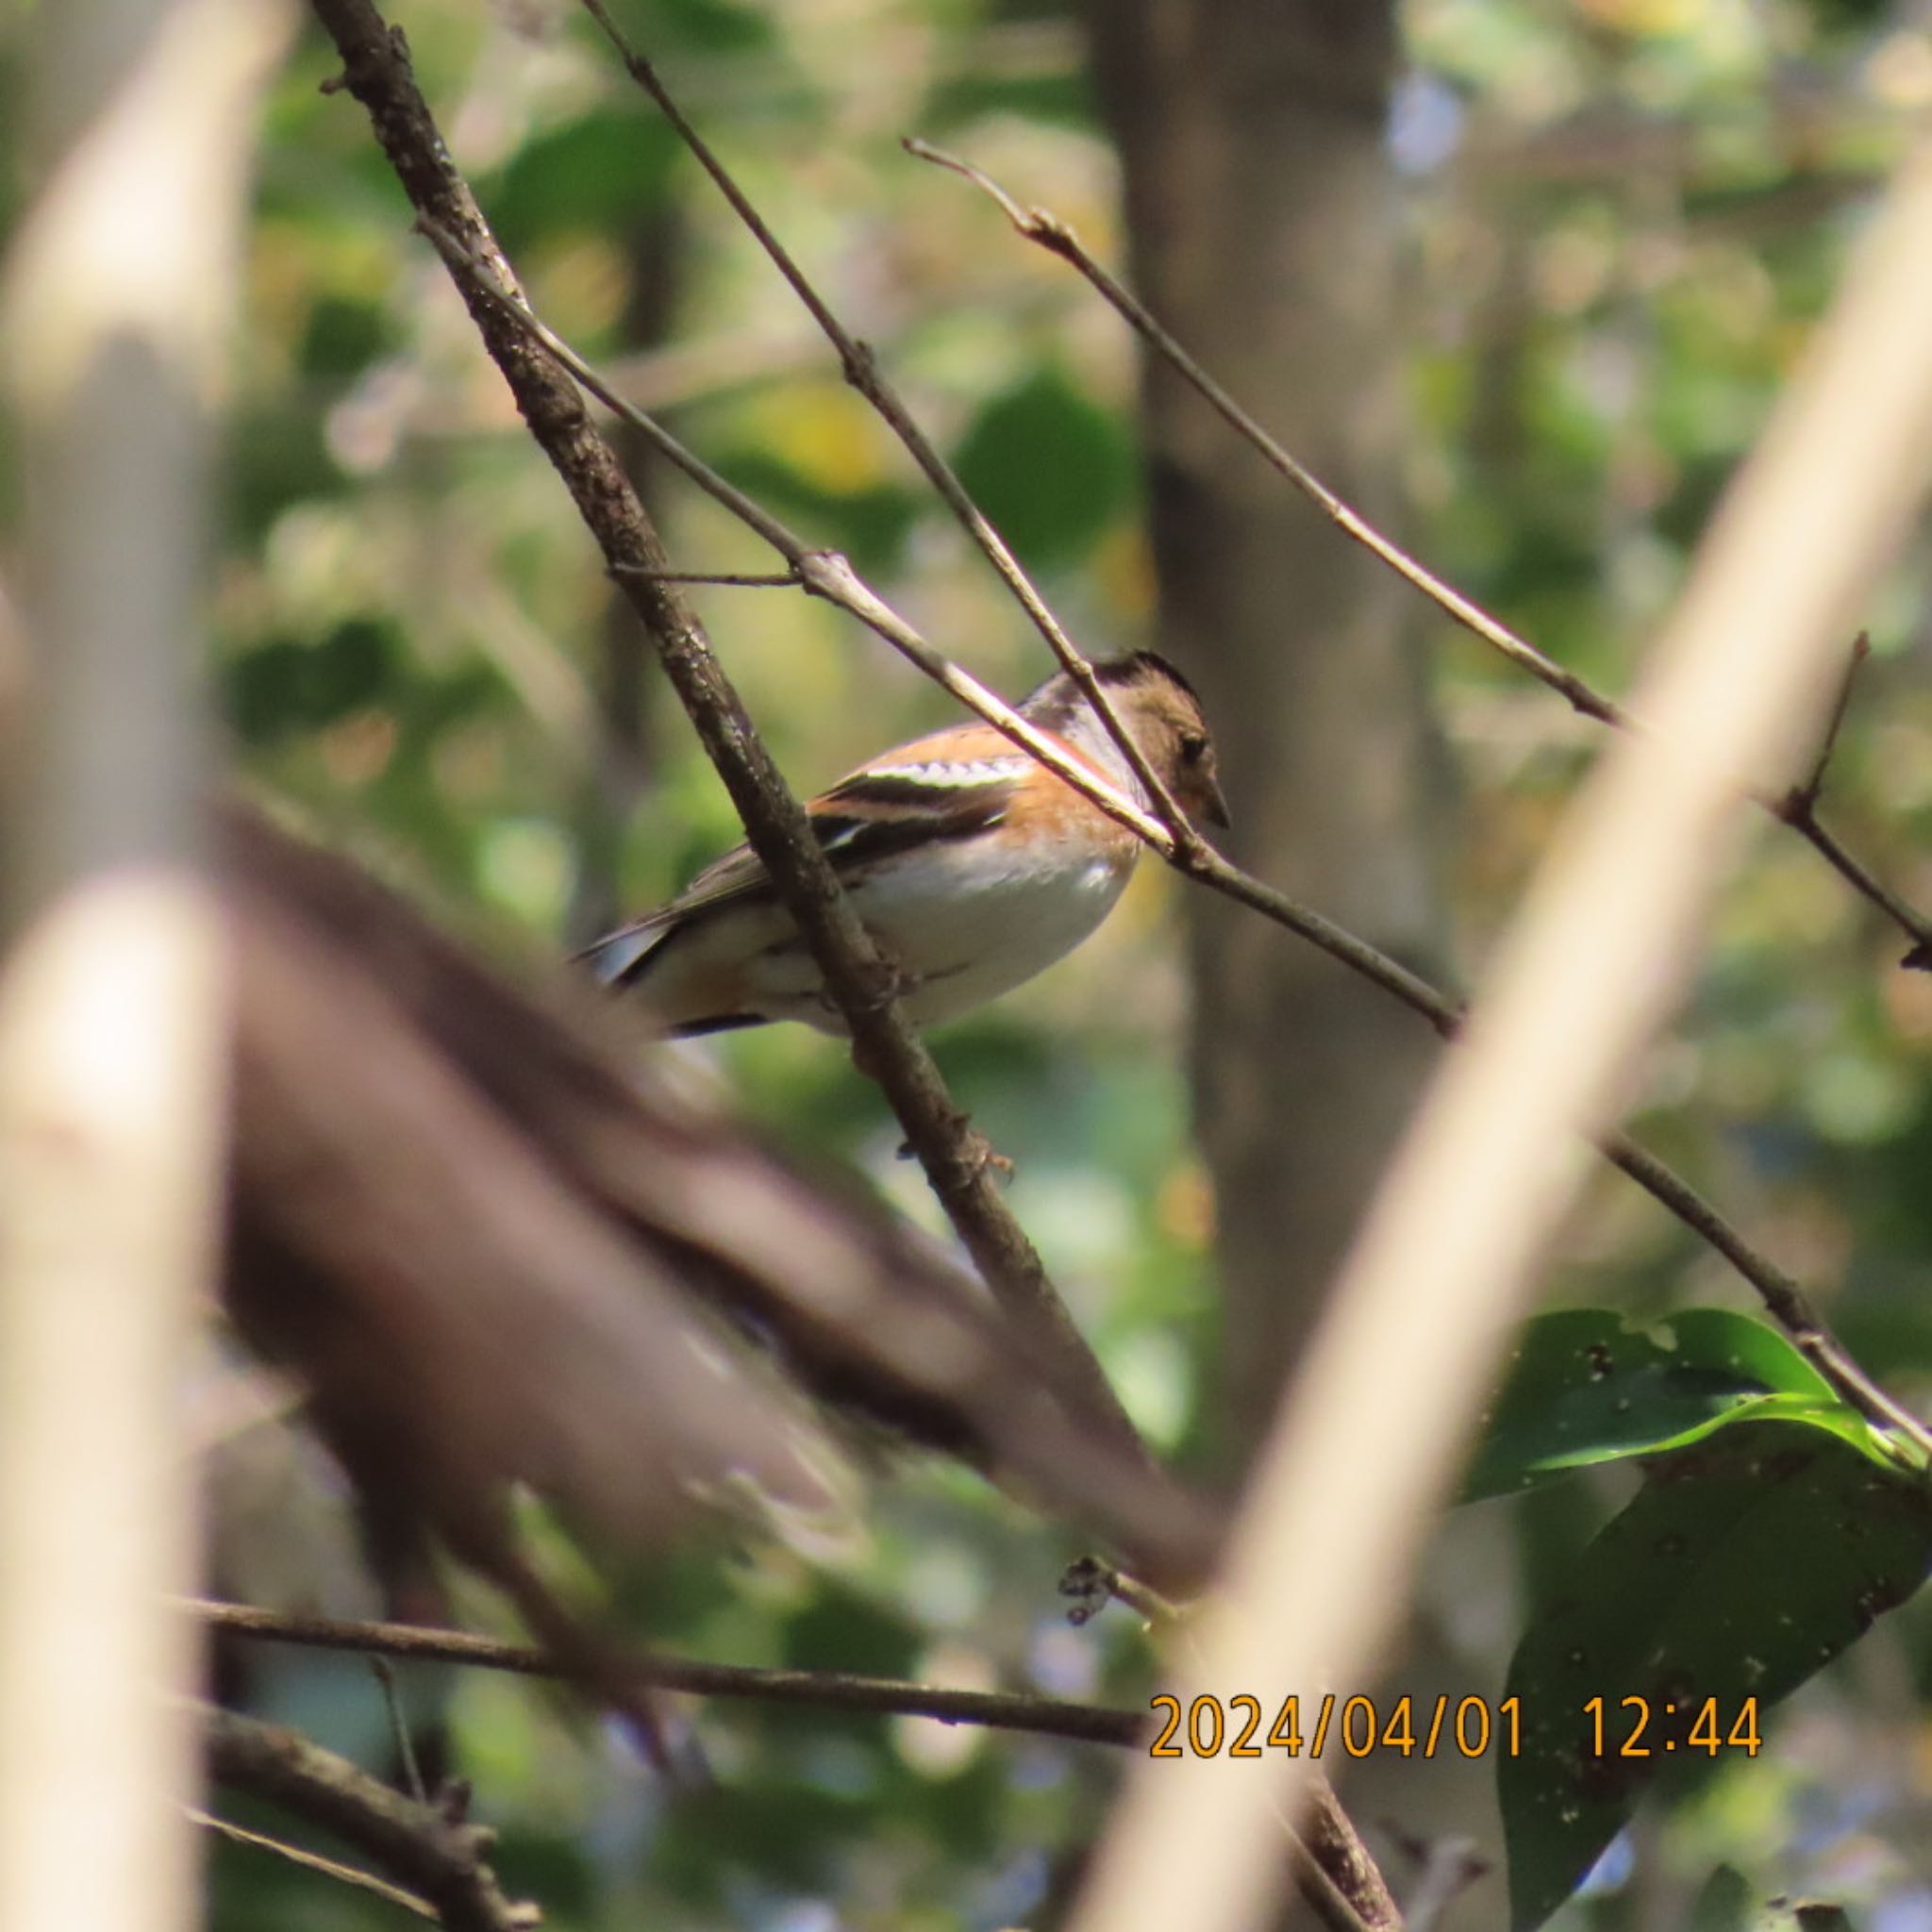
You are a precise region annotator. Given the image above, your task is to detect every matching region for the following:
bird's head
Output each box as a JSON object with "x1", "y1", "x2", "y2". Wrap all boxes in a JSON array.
[{"x1": 1023, "y1": 651, "x2": 1230, "y2": 831}]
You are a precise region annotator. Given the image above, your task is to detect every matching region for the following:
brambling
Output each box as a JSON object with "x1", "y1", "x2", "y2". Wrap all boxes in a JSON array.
[{"x1": 581, "y1": 651, "x2": 1229, "y2": 1035}]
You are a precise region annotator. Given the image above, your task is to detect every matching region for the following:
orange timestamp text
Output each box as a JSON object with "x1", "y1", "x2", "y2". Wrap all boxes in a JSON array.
[
  {"x1": 1148, "y1": 1693, "x2": 1523, "y2": 1761},
  {"x1": 1584, "y1": 1694, "x2": 1761, "y2": 1758}
]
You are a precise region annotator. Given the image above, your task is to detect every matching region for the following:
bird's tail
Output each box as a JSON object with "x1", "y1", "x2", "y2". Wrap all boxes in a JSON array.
[
  {"x1": 574, "y1": 917, "x2": 671, "y2": 990},
  {"x1": 575, "y1": 918, "x2": 767, "y2": 1037}
]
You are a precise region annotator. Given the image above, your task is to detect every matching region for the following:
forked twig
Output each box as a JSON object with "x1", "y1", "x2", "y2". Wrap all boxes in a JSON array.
[{"x1": 203, "y1": 1706, "x2": 539, "y2": 1932}]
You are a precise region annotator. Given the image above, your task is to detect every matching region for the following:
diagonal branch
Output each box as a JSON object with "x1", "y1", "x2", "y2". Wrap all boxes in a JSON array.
[
  {"x1": 575, "y1": 0, "x2": 1205, "y2": 862},
  {"x1": 401, "y1": 39, "x2": 1923, "y2": 1452},
  {"x1": 410, "y1": 217, "x2": 1464, "y2": 1030},
  {"x1": 308, "y1": 0, "x2": 1147, "y2": 1465},
  {"x1": 907, "y1": 139, "x2": 1932, "y2": 970},
  {"x1": 410, "y1": 230, "x2": 1924, "y2": 1452},
  {"x1": 317, "y1": 5, "x2": 1928, "y2": 1470},
  {"x1": 199, "y1": 1595, "x2": 1148, "y2": 1743}
]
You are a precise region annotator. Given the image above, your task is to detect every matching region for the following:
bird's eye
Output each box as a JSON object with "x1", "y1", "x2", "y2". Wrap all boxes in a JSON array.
[{"x1": 1179, "y1": 732, "x2": 1208, "y2": 764}]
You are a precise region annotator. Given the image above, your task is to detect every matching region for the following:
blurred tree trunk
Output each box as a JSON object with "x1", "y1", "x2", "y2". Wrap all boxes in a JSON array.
[{"x1": 1085, "y1": 0, "x2": 1453, "y2": 1460}]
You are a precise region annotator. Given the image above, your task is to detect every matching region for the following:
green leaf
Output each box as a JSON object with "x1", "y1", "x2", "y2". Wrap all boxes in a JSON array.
[
  {"x1": 483, "y1": 111, "x2": 679, "y2": 253},
  {"x1": 950, "y1": 366, "x2": 1133, "y2": 571},
  {"x1": 1461, "y1": 1308, "x2": 1892, "y2": 1502},
  {"x1": 1500, "y1": 1420, "x2": 1932, "y2": 1930}
]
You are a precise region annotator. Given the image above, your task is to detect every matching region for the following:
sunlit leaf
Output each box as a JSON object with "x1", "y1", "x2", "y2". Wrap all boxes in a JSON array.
[{"x1": 1461, "y1": 1307, "x2": 1893, "y2": 1501}]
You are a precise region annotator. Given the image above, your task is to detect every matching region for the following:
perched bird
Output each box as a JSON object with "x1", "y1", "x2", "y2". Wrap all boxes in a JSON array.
[{"x1": 582, "y1": 651, "x2": 1229, "y2": 1035}]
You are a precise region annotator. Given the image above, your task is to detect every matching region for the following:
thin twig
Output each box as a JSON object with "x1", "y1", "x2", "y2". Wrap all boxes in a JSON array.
[
  {"x1": 202, "y1": 1705, "x2": 540, "y2": 1932},
  {"x1": 199, "y1": 1596, "x2": 1148, "y2": 1744},
  {"x1": 1059, "y1": 1556, "x2": 1185, "y2": 1628},
  {"x1": 576, "y1": 0, "x2": 1207, "y2": 863},
  {"x1": 190, "y1": 1806, "x2": 440, "y2": 1923},
  {"x1": 411, "y1": 214, "x2": 1461, "y2": 1030},
  {"x1": 1601, "y1": 1129, "x2": 1932, "y2": 1456},
  {"x1": 414, "y1": 217, "x2": 1172, "y2": 856},
  {"x1": 903, "y1": 139, "x2": 1624, "y2": 730},
  {"x1": 411, "y1": 87, "x2": 1922, "y2": 1453},
  {"x1": 371, "y1": 1656, "x2": 426, "y2": 1804},
  {"x1": 312, "y1": 0, "x2": 1149, "y2": 1466},
  {"x1": 1782, "y1": 630, "x2": 1870, "y2": 816},
  {"x1": 197, "y1": 1599, "x2": 1390, "y2": 1932},
  {"x1": 908, "y1": 138, "x2": 1932, "y2": 970},
  {"x1": 1766, "y1": 633, "x2": 1932, "y2": 961}
]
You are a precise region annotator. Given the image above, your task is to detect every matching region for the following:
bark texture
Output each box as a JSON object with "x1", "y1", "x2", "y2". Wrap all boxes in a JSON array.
[{"x1": 1085, "y1": 0, "x2": 1453, "y2": 1457}]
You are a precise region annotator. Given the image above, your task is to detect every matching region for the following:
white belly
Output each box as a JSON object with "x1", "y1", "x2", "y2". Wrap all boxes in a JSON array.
[
  {"x1": 841, "y1": 841, "x2": 1136, "y2": 1026},
  {"x1": 628, "y1": 839, "x2": 1138, "y2": 1033}
]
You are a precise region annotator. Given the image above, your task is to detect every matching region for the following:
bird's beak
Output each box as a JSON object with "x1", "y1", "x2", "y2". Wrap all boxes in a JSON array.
[{"x1": 1201, "y1": 775, "x2": 1232, "y2": 830}]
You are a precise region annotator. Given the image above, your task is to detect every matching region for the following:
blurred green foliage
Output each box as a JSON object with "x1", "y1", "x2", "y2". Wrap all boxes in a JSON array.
[{"x1": 8, "y1": 0, "x2": 1929, "y2": 1923}]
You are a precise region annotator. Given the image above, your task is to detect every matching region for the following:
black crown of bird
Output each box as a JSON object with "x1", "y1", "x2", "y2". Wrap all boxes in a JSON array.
[{"x1": 581, "y1": 652, "x2": 1228, "y2": 1036}]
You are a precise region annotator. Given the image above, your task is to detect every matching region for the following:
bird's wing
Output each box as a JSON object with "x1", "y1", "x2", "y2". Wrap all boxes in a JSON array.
[
  {"x1": 582, "y1": 730, "x2": 1032, "y2": 985},
  {"x1": 807, "y1": 741, "x2": 1027, "y2": 865}
]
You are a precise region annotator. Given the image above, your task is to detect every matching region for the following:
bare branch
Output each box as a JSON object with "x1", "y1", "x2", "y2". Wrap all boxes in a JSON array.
[
  {"x1": 198, "y1": 1595, "x2": 1147, "y2": 1744},
  {"x1": 202, "y1": 1707, "x2": 540, "y2": 1932},
  {"x1": 903, "y1": 138, "x2": 1622, "y2": 728},
  {"x1": 1600, "y1": 1129, "x2": 1932, "y2": 1455},
  {"x1": 375, "y1": 15, "x2": 1920, "y2": 1453},
  {"x1": 308, "y1": 0, "x2": 1148, "y2": 1465},
  {"x1": 609, "y1": 566, "x2": 802, "y2": 587},
  {"x1": 575, "y1": 0, "x2": 1206, "y2": 862},
  {"x1": 1782, "y1": 630, "x2": 1870, "y2": 817},
  {"x1": 410, "y1": 218, "x2": 1171, "y2": 854},
  {"x1": 908, "y1": 139, "x2": 1932, "y2": 970},
  {"x1": 190, "y1": 1807, "x2": 441, "y2": 1924},
  {"x1": 195, "y1": 1599, "x2": 1396, "y2": 1932}
]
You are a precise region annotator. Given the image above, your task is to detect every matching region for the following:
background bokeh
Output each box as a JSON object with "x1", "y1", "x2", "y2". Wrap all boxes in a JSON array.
[{"x1": 21, "y1": 0, "x2": 1932, "y2": 1924}]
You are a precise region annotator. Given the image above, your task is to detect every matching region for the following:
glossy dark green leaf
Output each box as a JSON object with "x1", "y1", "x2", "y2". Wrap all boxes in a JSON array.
[
  {"x1": 1461, "y1": 1308, "x2": 1889, "y2": 1502},
  {"x1": 1500, "y1": 1421, "x2": 1932, "y2": 1930}
]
